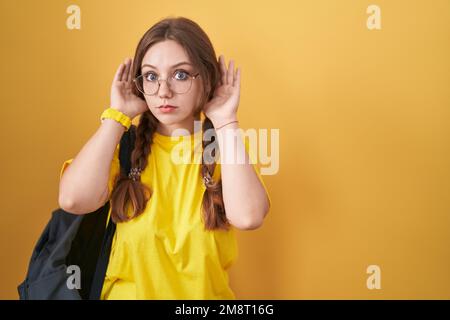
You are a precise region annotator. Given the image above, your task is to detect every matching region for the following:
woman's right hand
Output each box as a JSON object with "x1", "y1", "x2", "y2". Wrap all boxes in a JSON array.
[{"x1": 110, "y1": 57, "x2": 148, "y2": 119}]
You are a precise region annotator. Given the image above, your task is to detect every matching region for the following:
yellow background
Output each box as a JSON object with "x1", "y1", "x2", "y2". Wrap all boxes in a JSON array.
[{"x1": 1, "y1": 0, "x2": 449, "y2": 299}]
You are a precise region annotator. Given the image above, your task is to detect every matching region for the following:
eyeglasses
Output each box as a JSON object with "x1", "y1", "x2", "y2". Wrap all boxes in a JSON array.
[{"x1": 133, "y1": 70, "x2": 200, "y2": 96}]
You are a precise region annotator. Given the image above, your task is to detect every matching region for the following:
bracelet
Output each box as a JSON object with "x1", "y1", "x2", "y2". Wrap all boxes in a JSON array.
[
  {"x1": 215, "y1": 120, "x2": 239, "y2": 131},
  {"x1": 100, "y1": 107, "x2": 132, "y2": 131}
]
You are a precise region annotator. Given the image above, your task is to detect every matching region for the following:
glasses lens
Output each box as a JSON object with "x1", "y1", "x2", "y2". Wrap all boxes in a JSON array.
[
  {"x1": 135, "y1": 74, "x2": 158, "y2": 95},
  {"x1": 169, "y1": 77, "x2": 192, "y2": 94}
]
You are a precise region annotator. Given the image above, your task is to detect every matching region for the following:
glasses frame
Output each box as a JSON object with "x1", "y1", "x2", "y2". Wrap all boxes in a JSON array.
[{"x1": 133, "y1": 71, "x2": 200, "y2": 96}]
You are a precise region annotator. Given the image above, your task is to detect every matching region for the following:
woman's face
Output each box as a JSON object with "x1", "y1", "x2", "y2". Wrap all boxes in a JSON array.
[{"x1": 140, "y1": 40, "x2": 203, "y2": 134}]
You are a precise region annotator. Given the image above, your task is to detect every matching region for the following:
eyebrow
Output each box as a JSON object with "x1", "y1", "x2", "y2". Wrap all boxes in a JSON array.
[{"x1": 141, "y1": 62, "x2": 193, "y2": 71}]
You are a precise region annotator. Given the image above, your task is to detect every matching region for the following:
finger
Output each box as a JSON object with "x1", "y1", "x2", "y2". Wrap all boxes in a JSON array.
[
  {"x1": 227, "y1": 59, "x2": 234, "y2": 85},
  {"x1": 127, "y1": 58, "x2": 134, "y2": 82},
  {"x1": 233, "y1": 67, "x2": 241, "y2": 87},
  {"x1": 219, "y1": 55, "x2": 227, "y2": 85},
  {"x1": 120, "y1": 60, "x2": 128, "y2": 82},
  {"x1": 122, "y1": 58, "x2": 131, "y2": 82},
  {"x1": 114, "y1": 62, "x2": 125, "y2": 83},
  {"x1": 123, "y1": 58, "x2": 131, "y2": 82}
]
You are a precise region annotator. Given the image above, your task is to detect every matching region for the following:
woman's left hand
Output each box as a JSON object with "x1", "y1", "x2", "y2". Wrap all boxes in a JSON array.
[{"x1": 203, "y1": 55, "x2": 241, "y2": 127}]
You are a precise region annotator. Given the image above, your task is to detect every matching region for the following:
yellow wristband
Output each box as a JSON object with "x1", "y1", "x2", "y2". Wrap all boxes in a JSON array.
[{"x1": 100, "y1": 107, "x2": 132, "y2": 131}]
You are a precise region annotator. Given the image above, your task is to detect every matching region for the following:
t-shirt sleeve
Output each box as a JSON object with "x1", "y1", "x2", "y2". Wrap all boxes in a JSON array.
[
  {"x1": 212, "y1": 135, "x2": 272, "y2": 214},
  {"x1": 59, "y1": 144, "x2": 121, "y2": 201}
]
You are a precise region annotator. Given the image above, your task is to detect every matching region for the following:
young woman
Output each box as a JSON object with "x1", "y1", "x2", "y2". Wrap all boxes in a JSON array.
[{"x1": 58, "y1": 16, "x2": 271, "y2": 300}]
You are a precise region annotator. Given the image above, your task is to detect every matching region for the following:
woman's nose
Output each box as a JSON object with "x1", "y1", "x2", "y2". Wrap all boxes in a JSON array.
[{"x1": 158, "y1": 79, "x2": 173, "y2": 97}]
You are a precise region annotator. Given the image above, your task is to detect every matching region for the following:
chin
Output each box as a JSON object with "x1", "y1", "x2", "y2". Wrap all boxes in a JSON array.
[{"x1": 156, "y1": 117, "x2": 180, "y2": 125}]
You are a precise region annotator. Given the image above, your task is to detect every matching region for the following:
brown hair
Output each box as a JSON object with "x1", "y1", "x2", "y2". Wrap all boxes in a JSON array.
[{"x1": 109, "y1": 16, "x2": 230, "y2": 230}]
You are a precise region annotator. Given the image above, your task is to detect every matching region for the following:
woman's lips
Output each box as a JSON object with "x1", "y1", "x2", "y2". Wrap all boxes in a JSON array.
[{"x1": 158, "y1": 105, "x2": 178, "y2": 113}]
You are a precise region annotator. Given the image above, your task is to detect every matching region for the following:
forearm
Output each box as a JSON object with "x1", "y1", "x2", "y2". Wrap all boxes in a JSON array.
[
  {"x1": 58, "y1": 119, "x2": 125, "y2": 214},
  {"x1": 213, "y1": 119, "x2": 270, "y2": 230}
]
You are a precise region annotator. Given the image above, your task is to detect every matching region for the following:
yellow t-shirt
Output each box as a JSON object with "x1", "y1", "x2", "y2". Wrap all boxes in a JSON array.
[{"x1": 59, "y1": 128, "x2": 271, "y2": 300}]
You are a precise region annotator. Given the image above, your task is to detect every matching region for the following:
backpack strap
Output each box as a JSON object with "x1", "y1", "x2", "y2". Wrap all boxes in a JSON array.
[
  {"x1": 119, "y1": 123, "x2": 136, "y2": 177},
  {"x1": 88, "y1": 125, "x2": 136, "y2": 300}
]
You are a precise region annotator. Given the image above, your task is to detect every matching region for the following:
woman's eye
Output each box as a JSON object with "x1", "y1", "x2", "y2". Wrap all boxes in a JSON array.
[
  {"x1": 174, "y1": 70, "x2": 189, "y2": 80},
  {"x1": 145, "y1": 73, "x2": 157, "y2": 81}
]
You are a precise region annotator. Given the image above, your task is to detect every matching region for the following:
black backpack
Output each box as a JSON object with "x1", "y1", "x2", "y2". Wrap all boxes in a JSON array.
[{"x1": 18, "y1": 125, "x2": 136, "y2": 300}]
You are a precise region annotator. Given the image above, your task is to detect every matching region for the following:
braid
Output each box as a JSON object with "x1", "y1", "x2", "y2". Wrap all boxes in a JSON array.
[
  {"x1": 110, "y1": 111, "x2": 157, "y2": 223},
  {"x1": 201, "y1": 117, "x2": 230, "y2": 231},
  {"x1": 132, "y1": 111, "x2": 157, "y2": 170}
]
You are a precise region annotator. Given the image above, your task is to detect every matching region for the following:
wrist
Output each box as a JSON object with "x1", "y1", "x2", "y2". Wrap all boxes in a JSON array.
[
  {"x1": 101, "y1": 118, "x2": 127, "y2": 132},
  {"x1": 101, "y1": 107, "x2": 132, "y2": 131},
  {"x1": 211, "y1": 116, "x2": 239, "y2": 130},
  {"x1": 111, "y1": 106, "x2": 135, "y2": 120}
]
